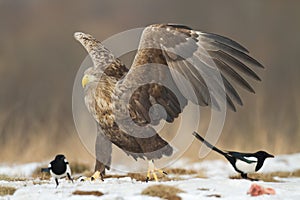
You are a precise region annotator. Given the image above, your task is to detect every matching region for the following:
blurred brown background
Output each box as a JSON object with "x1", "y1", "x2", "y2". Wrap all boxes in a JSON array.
[{"x1": 0, "y1": 0, "x2": 299, "y2": 164}]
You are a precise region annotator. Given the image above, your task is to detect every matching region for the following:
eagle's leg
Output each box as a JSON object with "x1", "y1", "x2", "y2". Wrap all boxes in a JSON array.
[
  {"x1": 91, "y1": 161, "x2": 106, "y2": 181},
  {"x1": 84, "y1": 161, "x2": 105, "y2": 181},
  {"x1": 87, "y1": 125, "x2": 112, "y2": 181},
  {"x1": 145, "y1": 160, "x2": 167, "y2": 182}
]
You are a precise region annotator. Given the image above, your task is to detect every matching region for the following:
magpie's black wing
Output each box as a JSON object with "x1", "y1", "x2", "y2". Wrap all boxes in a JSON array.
[
  {"x1": 41, "y1": 168, "x2": 50, "y2": 173},
  {"x1": 228, "y1": 151, "x2": 257, "y2": 164}
]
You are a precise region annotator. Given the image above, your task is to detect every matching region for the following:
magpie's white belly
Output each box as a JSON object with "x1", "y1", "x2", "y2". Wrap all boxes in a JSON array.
[
  {"x1": 50, "y1": 171, "x2": 66, "y2": 179},
  {"x1": 235, "y1": 160, "x2": 257, "y2": 173}
]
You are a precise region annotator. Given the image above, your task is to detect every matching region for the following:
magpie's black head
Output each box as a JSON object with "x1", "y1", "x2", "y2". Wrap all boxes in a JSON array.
[
  {"x1": 54, "y1": 154, "x2": 66, "y2": 161},
  {"x1": 255, "y1": 151, "x2": 274, "y2": 159}
]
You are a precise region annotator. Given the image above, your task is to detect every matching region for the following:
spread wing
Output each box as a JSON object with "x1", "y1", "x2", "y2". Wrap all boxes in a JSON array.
[
  {"x1": 116, "y1": 24, "x2": 263, "y2": 128},
  {"x1": 74, "y1": 24, "x2": 264, "y2": 161}
]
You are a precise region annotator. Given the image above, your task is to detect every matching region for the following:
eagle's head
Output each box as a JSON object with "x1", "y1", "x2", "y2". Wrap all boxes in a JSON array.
[
  {"x1": 81, "y1": 68, "x2": 100, "y2": 88},
  {"x1": 81, "y1": 74, "x2": 91, "y2": 88}
]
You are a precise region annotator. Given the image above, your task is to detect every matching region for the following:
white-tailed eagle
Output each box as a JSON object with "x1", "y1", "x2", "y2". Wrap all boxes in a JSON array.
[{"x1": 74, "y1": 24, "x2": 263, "y2": 181}]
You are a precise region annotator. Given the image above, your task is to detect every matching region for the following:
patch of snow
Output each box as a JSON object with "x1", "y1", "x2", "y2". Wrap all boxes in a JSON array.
[
  {"x1": 260, "y1": 153, "x2": 300, "y2": 173},
  {"x1": 0, "y1": 162, "x2": 43, "y2": 177},
  {"x1": 189, "y1": 159, "x2": 234, "y2": 178},
  {"x1": 4, "y1": 177, "x2": 300, "y2": 200}
]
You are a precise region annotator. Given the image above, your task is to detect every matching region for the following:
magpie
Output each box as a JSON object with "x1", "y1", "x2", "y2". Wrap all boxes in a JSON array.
[
  {"x1": 41, "y1": 154, "x2": 73, "y2": 187},
  {"x1": 192, "y1": 132, "x2": 274, "y2": 180}
]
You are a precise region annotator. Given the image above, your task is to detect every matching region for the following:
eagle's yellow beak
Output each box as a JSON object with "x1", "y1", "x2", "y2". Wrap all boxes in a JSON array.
[{"x1": 82, "y1": 74, "x2": 89, "y2": 88}]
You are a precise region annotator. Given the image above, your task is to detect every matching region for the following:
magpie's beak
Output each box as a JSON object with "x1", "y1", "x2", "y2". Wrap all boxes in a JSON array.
[{"x1": 268, "y1": 154, "x2": 274, "y2": 158}]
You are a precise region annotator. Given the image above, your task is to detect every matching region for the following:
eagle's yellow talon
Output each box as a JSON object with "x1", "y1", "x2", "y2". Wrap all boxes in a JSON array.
[
  {"x1": 81, "y1": 171, "x2": 102, "y2": 181},
  {"x1": 91, "y1": 171, "x2": 101, "y2": 180},
  {"x1": 153, "y1": 172, "x2": 158, "y2": 182},
  {"x1": 146, "y1": 160, "x2": 167, "y2": 182}
]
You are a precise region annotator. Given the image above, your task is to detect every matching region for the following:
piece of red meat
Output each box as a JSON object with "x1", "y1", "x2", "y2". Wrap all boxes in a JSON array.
[{"x1": 247, "y1": 183, "x2": 276, "y2": 196}]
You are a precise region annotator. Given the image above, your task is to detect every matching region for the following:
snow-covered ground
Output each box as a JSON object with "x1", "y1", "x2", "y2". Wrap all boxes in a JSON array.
[{"x1": 1, "y1": 153, "x2": 300, "y2": 200}]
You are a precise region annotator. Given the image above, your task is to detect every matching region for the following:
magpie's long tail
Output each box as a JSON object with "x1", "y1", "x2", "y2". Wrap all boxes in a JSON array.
[
  {"x1": 192, "y1": 132, "x2": 227, "y2": 156},
  {"x1": 41, "y1": 168, "x2": 50, "y2": 173}
]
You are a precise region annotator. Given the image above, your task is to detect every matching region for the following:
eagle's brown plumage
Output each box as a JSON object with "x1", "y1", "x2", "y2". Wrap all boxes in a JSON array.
[{"x1": 74, "y1": 24, "x2": 263, "y2": 178}]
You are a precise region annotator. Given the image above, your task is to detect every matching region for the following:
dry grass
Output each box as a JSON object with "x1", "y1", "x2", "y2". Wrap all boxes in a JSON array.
[
  {"x1": 103, "y1": 172, "x2": 175, "y2": 182},
  {"x1": 32, "y1": 168, "x2": 51, "y2": 180},
  {"x1": 141, "y1": 184, "x2": 184, "y2": 200},
  {"x1": 80, "y1": 167, "x2": 200, "y2": 182},
  {"x1": 70, "y1": 162, "x2": 91, "y2": 174},
  {"x1": 165, "y1": 168, "x2": 197, "y2": 175},
  {"x1": 103, "y1": 174, "x2": 127, "y2": 179},
  {"x1": 0, "y1": 186, "x2": 17, "y2": 196},
  {"x1": 194, "y1": 171, "x2": 207, "y2": 179},
  {"x1": 206, "y1": 194, "x2": 222, "y2": 198},
  {"x1": 32, "y1": 180, "x2": 50, "y2": 185},
  {"x1": 72, "y1": 190, "x2": 104, "y2": 196},
  {"x1": 0, "y1": 174, "x2": 27, "y2": 182},
  {"x1": 230, "y1": 169, "x2": 300, "y2": 182},
  {"x1": 125, "y1": 167, "x2": 200, "y2": 182},
  {"x1": 79, "y1": 167, "x2": 204, "y2": 182}
]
